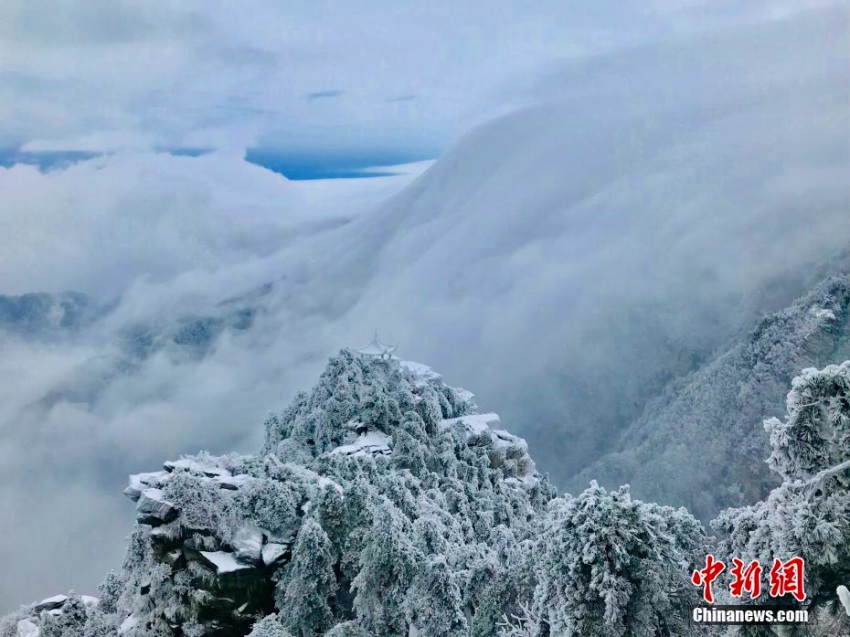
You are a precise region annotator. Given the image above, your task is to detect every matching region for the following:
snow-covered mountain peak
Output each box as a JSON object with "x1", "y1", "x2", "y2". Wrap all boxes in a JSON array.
[{"x1": 2, "y1": 350, "x2": 554, "y2": 636}]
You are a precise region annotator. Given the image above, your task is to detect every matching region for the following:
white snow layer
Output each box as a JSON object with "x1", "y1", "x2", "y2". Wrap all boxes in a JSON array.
[
  {"x1": 440, "y1": 413, "x2": 502, "y2": 436},
  {"x1": 261, "y1": 543, "x2": 289, "y2": 566},
  {"x1": 164, "y1": 458, "x2": 231, "y2": 478},
  {"x1": 35, "y1": 595, "x2": 67, "y2": 609},
  {"x1": 400, "y1": 360, "x2": 443, "y2": 385},
  {"x1": 199, "y1": 551, "x2": 253, "y2": 574},
  {"x1": 16, "y1": 619, "x2": 39, "y2": 637},
  {"x1": 330, "y1": 431, "x2": 392, "y2": 457},
  {"x1": 118, "y1": 614, "x2": 139, "y2": 634}
]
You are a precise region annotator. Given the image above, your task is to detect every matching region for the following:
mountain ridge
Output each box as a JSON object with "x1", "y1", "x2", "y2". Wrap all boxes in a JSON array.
[
  {"x1": 577, "y1": 273, "x2": 850, "y2": 520},
  {"x1": 1, "y1": 351, "x2": 559, "y2": 636}
]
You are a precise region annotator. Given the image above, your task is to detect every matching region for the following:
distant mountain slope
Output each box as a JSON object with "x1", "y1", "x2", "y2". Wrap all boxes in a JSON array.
[
  {"x1": 0, "y1": 292, "x2": 98, "y2": 339},
  {"x1": 577, "y1": 274, "x2": 850, "y2": 520}
]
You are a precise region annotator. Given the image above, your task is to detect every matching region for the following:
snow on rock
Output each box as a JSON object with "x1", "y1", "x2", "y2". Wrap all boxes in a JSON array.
[
  {"x1": 440, "y1": 413, "x2": 502, "y2": 436},
  {"x1": 124, "y1": 470, "x2": 169, "y2": 502},
  {"x1": 400, "y1": 360, "x2": 443, "y2": 386},
  {"x1": 118, "y1": 614, "x2": 139, "y2": 634},
  {"x1": 16, "y1": 619, "x2": 39, "y2": 637},
  {"x1": 838, "y1": 585, "x2": 850, "y2": 616},
  {"x1": 491, "y1": 429, "x2": 528, "y2": 457},
  {"x1": 232, "y1": 526, "x2": 264, "y2": 564},
  {"x1": 440, "y1": 413, "x2": 537, "y2": 480},
  {"x1": 490, "y1": 429, "x2": 536, "y2": 479},
  {"x1": 33, "y1": 595, "x2": 67, "y2": 612},
  {"x1": 198, "y1": 551, "x2": 254, "y2": 574},
  {"x1": 19, "y1": 593, "x2": 99, "y2": 629},
  {"x1": 454, "y1": 387, "x2": 477, "y2": 409},
  {"x1": 329, "y1": 430, "x2": 391, "y2": 457},
  {"x1": 216, "y1": 473, "x2": 257, "y2": 490},
  {"x1": 164, "y1": 458, "x2": 231, "y2": 478},
  {"x1": 81, "y1": 595, "x2": 99, "y2": 608},
  {"x1": 124, "y1": 458, "x2": 256, "y2": 526},
  {"x1": 136, "y1": 488, "x2": 179, "y2": 525},
  {"x1": 126, "y1": 459, "x2": 255, "y2": 504},
  {"x1": 261, "y1": 542, "x2": 289, "y2": 566},
  {"x1": 128, "y1": 460, "x2": 254, "y2": 493},
  {"x1": 809, "y1": 307, "x2": 837, "y2": 321}
]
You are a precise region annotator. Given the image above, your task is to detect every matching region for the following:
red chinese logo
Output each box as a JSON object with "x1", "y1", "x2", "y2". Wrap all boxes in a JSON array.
[
  {"x1": 691, "y1": 555, "x2": 726, "y2": 603},
  {"x1": 691, "y1": 556, "x2": 806, "y2": 603},
  {"x1": 769, "y1": 557, "x2": 806, "y2": 602},
  {"x1": 729, "y1": 558, "x2": 762, "y2": 599}
]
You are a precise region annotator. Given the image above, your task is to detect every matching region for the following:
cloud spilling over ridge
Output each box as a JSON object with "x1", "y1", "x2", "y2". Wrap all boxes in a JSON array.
[
  {"x1": 330, "y1": 2, "x2": 850, "y2": 486},
  {"x1": 0, "y1": 151, "x2": 429, "y2": 298},
  {"x1": 1, "y1": 1, "x2": 849, "y2": 613}
]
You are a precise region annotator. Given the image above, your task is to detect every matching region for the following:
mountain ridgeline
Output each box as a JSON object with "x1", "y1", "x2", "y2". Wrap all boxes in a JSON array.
[
  {"x1": 580, "y1": 274, "x2": 850, "y2": 520},
  {"x1": 5, "y1": 277, "x2": 850, "y2": 636},
  {"x1": 1, "y1": 350, "x2": 711, "y2": 637}
]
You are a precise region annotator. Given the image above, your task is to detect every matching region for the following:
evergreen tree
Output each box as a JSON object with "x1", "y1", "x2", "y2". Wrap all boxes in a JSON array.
[
  {"x1": 533, "y1": 483, "x2": 704, "y2": 637},
  {"x1": 277, "y1": 519, "x2": 337, "y2": 637},
  {"x1": 765, "y1": 361, "x2": 850, "y2": 481},
  {"x1": 2, "y1": 351, "x2": 562, "y2": 637},
  {"x1": 40, "y1": 597, "x2": 89, "y2": 637},
  {"x1": 352, "y1": 499, "x2": 420, "y2": 635},
  {"x1": 404, "y1": 555, "x2": 468, "y2": 636},
  {"x1": 82, "y1": 611, "x2": 119, "y2": 637},
  {"x1": 714, "y1": 362, "x2": 850, "y2": 624},
  {"x1": 315, "y1": 484, "x2": 347, "y2": 555}
]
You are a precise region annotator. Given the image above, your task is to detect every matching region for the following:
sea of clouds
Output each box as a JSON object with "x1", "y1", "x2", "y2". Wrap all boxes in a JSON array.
[{"x1": 1, "y1": 0, "x2": 848, "y2": 612}]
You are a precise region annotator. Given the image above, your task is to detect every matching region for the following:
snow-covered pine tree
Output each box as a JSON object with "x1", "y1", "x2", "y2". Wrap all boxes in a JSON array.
[
  {"x1": 531, "y1": 482, "x2": 706, "y2": 637},
  {"x1": 713, "y1": 361, "x2": 850, "y2": 630},
  {"x1": 403, "y1": 554, "x2": 467, "y2": 636},
  {"x1": 276, "y1": 518, "x2": 337, "y2": 636},
  {"x1": 765, "y1": 362, "x2": 850, "y2": 482},
  {"x1": 351, "y1": 497, "x2": 419, "y2": 635},
  {"x1": 39, "y1": 597, "x2": 89, "y2": 637}
]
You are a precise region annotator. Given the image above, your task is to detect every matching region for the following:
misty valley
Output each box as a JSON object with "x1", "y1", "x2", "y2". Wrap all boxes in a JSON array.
[{"x1": 1, "y1": 2, "x2": 850, "y2": 636}]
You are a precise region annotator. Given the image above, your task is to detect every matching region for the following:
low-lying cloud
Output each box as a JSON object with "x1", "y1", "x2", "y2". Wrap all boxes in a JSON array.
[{"x1": 1, "y1": 0, "x2": 848, "y2": 614}]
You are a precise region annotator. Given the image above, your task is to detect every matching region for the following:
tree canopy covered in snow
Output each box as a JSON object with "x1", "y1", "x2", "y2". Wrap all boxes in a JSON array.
[
  {"x1": 5, "y1": 347, "x2": 850, "y2": 636},
  {"x1": 580, "y1": 275, "x2": 850, "y2": 521},
  {"x1": 714, "y1": 361, "x2": 850, "y2": 629}
]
